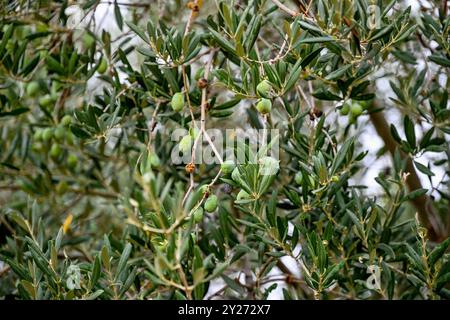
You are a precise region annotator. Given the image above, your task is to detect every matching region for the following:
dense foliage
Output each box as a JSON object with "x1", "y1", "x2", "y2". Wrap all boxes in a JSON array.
[{"x1": 0, "y1": 0, "x2": 449, "y2": 300}]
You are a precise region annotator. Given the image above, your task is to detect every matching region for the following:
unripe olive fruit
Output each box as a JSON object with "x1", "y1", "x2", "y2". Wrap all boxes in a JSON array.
[
  {"x1": 97, "y1": 57, "x2": 108, "y2": 74},
  {"x1": 65, "y1": 131, "x2": 75, "y2": 145},
  {"x1": 149, "y1": 153, "x2": 161, "y2": 168},
  {"x1": 26, "y1": 81, "x2": 40, "y2": 97},
  {"x1": 67, "y1": 154, "x2": 78, "y2": 169},
  {"x1": 171, "y1": 92, "x2": 185, "y2": 112},
  {"x1": 236, "y1": 189, "x2": 250, "y2": 200},
  {"x1": 256, "y1": 80, "x2": 271, "y2": 98},
  {"x1": 33, "y1": 129, "x2": 43, "y2": 141},
  {"x1": 82, "y1": 33, "x2": 95, "y2": 48},
  {"x1": 61, "y1": 115, "x2": 72, "y2": 126},
  {"x1": 350, "y1": 102, "x2": 363, "y2": 117},
  {"x1": 331, "y1": 175, "x2": 339, "y2": 182},
  {"x1": 256, "y1": 98, "x2": 272, "y2": 114},
  {"x1": 198, "y1": 184, "x2": 209, "y2": 195},
  {"x1": 32, "y1": 142, "x2": 43, "y2": 152},
  {"x1": 179, "y1": 135, "x2": 192, "y2": 154},
  {"x1": 39, "y1": 94, "x2": 54, "y2": 108},
  {"x1": 51, "y1": 81, "x2": 62, "y2": 95},
  {"x1": 221, "y1": 160, "x2": 236, "y2": 174},
  {"x1": 340, "y1": 103, "x2": 350, "y2": 115},
  {"x1": 54, "y1": 126, "x2": 65, "y2": 142},
  {"x1": 42, "y1": 128, "x2": 53, "y2": 142},
  {"x1": 49, "y1": 144, "x2": 62, "y2": 159},
  {"x1": 193, "y1": 207, "x2": 204, "y2": 223},
  {"x1": 295, "y1": 172, "x2": 303, "y2": 185},
  {"x1": 204, "y1": 195, "x2": 218, "y2": 213}
]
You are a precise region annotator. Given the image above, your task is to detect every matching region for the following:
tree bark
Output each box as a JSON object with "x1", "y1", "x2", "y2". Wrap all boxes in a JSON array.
[{"x1": 368, "y1": 107, "x2": 446, "y2": 242}]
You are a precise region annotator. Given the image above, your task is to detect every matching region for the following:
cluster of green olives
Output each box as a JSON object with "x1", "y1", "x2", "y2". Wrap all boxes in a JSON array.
[
  {"x1": 192, "y1": 193, "x2": 219, "y2": 223},
  {"x1": 339, "y1": 101, "x2": 366, "y2": 124},
  {"x1": 255, "y1": 80, "x2": 273, "y2": 115},
  {"x1": 26, "y1": 81, "x2": 59, "y2": 108},
  {"x1": 32, "y1": 115, "x2": 78, "y2": 169}
]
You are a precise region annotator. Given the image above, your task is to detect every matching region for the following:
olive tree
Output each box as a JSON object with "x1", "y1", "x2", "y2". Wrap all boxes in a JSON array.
[{"x1": 0, "y1": 0, "x2": 449, "y2": 300}]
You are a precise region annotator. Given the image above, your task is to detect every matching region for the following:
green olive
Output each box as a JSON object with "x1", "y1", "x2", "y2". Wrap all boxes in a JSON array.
[
  {"x1": 97, "y1": 57, "x2": 108, "y2": 74},
  {"x1": 331, "y1": 175, "x2": 339, "y2": 182},
  {"x1": 31, "y1": 142, "x2": 43, "y2": 152},
  {"x1": 204, "y1": 195, "x2": 218, "y2": 213},
  {"x1": 49, "y1": 144, "x2": 62, "y2": 159},
  {"x1": 149, "y1": 153, "x2": 161, "y2": 168},
  {"x1": 221, "y1": 160, "x2": 236, "y2": 174},
  {"x1": 295, "y1": 172, "x2": 303, "y2": 185},
  {"x1": 198, "y1": 184, "x2": 209, "y2": 195},
  {"x1": 193, "y1": 207, "x2": 204, "y2": 223},
  {"x1": 256, "y1": 98, "x2": 272, "y2": 114},
  {"x1": 67, "y1": 153, "x2": 78, "y2": 169},
  {"x1": 82, "y1": 33, "x2": 95, "y2": 48},
  {"x1": 171, "y1": 92, "x2": 185, "y2": 112},
  {"x1": 42, "y1": 128, "x2": 54, "y2": 142},
  {"x1": 350, "y1": 102, "x2": 363, "y2": 117},
  {"x1": 308, "y1": 176, "x2": 316, "y2": 189},
  {"x1": 39, "y1": 94, "x2": 54, "y2": 108},
  {"x1": 256, "y1": 80, "x2": 271, "y2": 98},
  {"x1": 61, "y1": 115, "x2": 72, "y2": 126},
  {"x1": 340, "y1": 103, "x2": 350, "y2": 115},
  {"x1": 33, "y1": 129, "x2": 43, "y2": 141},
  {"x1": 26, "y1": 81, "x2": 40, "y2": 97},
  {"x1": 65, "y1": 131, "x2": 75, "y2": 145},
  {"x1": 54, "y1": 126, "x2": 65, "y2": 142}
]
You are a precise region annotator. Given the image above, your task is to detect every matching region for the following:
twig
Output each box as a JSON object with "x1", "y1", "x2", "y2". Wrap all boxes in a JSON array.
[{"x1": 271, "y1": 0, "x2": 299, "y2": 17}]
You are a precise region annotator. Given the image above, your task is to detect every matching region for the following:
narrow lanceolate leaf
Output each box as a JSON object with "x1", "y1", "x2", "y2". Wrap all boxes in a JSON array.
[
  {"x1": 428, "y1": 55, "x2": 450, "y2": 68},
  {"x1": 368, "y1": 25, "x2": 393, "y2": 42},
  {"x1": 114, "y1": 1, "x2": 123, "y2": 30},
  {"x1": 414, "y1": 161, "x2": 434, "y2": 177},
  {"x1": 325, "y1": 64, "x2": 352, "y2": 81},
  {"x1": 115, "y1": 243, "x2": 132, "y2": 280},
  {"x1": 403, "y1": 116, "x2": 416, "y2": 149},
  {"x1": 284, "y1": 59, "x2": 302, "y2": 93},
  {"x1": 390, "y1": 124, "x2": 402, "y2": 144},
  {"x1": 126, "y1": 22, "x2": 149, "y2": 43},
  {"x1": 405, "y1": 188, "x2": 427, "y2": 200},
  {"x1": 298, "y1": 36, "x2": 335, "y2": 44},
  {"x1": 428, "y1": 237, "x2": 450, "y2": 266}
]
